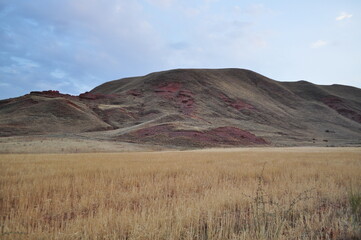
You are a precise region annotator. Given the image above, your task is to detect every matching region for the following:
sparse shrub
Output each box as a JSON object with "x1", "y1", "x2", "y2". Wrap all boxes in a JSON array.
[
  {"x1": 349, "y1": 187, "x2": 361, "y2": 223},
  {"x1": 242, "y1": 163, "x2": 314, "y2": 240}
]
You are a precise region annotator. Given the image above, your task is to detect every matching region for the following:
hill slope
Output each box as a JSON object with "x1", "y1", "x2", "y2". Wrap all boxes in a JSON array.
[{"x1": 1, "y1": 69, "x2": 360, "y2": 148}]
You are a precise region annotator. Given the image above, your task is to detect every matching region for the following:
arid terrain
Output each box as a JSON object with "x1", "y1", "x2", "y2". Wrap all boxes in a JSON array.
[
  {"x1": 1, "y1": 68, "x2": 360, "y2": 151},
  {"x1": 1, "y1": 148, "x2": 360, "y2": 239},
  {"x1": 0, "y1": 69, "x2": 360, "y2": 239}
]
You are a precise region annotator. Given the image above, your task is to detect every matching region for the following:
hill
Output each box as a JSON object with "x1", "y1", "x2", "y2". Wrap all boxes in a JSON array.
[{"x1": 1, "y1": 68, "x2": 360, "y2": 149}]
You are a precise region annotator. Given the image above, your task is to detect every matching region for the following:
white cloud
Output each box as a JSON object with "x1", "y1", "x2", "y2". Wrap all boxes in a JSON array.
[
  {"x1": 51, "y1": 69, "x2": 66, "y2": 79},
  {"x1": 233, "y1": 4, "x2": 273, "y2": 16},
  {"x1": 11, "y1": 57, "x2": 39, "y2": 68},
  {"x1": 146, "y1": 0, "x2": 175, "y2": 8},
  {"x1": 336, "y1": 12, "x2": 353, "y2": 21},
  {"x1": 183, "y1": 7, "x2": 200, "y2": 17},
  {"x1": 311, "y1": 40, "x2": 328, "y2": 48},
  {"x1": 0, "y1": 82, "x2": 11, "y2": 87},
  {"x1": 252, "y1": 37, "x2": 267, "y2": 48},
  {"x1": 245, "y1": 4, "x2": 266, "y2": 16},
  {"x1": 0, "y1": 66, "x2": 16, "y2": 74},
  {"x1": 203, "y1": 0, "x2": 219, "y2": 4}
]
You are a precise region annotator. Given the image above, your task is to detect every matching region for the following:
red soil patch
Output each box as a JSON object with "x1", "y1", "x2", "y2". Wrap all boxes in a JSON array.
[
  {"x1": 127, "y1": 89, "x2": 142, "y2": 97},
  {"x1": 208, "y1": 127, "x2": 267, "y2": 144},
  {"x1": 156, "y1": 82, "x2": 182, "y2": 93},
  {"x1": 177, "y1": 90, "x2": 195, "y2": 115},
  {"x1": 322, "y1": 96, "x2": 361, "y2": 123},
  {"x1": 154, "y1": 83, "x2": 195, "y2": 115},
  {"x1": 79, "y1": 92, "x2": 117, "y2": 100},
  {"x1": 131, "y1": 124, "x2": 267, "y2": 146},
  {"x1": 219, "y1": 94, "x2": 254, "y2": 111}
]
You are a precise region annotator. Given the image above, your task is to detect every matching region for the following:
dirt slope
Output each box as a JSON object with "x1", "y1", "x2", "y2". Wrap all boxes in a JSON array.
[{"x1": 0, "y1": 91, "x2": 112, "y2": 137}]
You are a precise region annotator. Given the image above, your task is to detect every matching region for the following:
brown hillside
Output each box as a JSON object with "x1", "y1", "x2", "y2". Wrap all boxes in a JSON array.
[{"x1": 1, "y1": 69, "x2": 360, "y2": 148}]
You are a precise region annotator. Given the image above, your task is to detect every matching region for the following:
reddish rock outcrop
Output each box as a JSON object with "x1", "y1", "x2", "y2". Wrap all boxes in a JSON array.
[
  {"x1": 127, "y1": 124, "x2": 267, "y2": 147},
  {"x1": 30, "y1": 90, "x2": 73, "y2": 98},
  {"x1": 154, "y1": 83, "x2": 195, "y2": 115},
  {"x1": 322, "y1": 96, "x2": 361, "y2": 123},
  {"x1": 219, "y1": 94, "x2": 254, "y2": 111},
  {"x1": 127, "y1": 89, "x2": 142, "y2": 97},
  {"x1": 154, "y1": 82, "x2": 182, "y2": 98}
]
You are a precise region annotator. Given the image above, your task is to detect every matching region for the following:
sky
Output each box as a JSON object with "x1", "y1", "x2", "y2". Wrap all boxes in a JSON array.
[{"x1": 0, "y1": 0, "x2": 360, "y2": 99}]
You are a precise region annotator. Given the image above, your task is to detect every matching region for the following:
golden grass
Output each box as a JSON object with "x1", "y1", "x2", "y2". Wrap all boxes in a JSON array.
[{"x1": 0, "y1": 148, "x2": 360, "y2": 239}]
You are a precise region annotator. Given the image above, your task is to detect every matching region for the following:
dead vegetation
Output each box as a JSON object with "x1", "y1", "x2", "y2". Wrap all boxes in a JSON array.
[{"x1": 0, "y1": 148, "x2": 360, "y2": 239}]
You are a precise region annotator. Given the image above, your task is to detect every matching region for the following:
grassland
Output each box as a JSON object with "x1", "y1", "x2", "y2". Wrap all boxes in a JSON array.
[{"x1": 0, "y1": 148, "x2": 360, "y2": 239}]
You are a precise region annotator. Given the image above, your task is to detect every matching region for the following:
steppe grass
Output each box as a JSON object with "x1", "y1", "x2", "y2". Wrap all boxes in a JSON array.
[{"x1": 0, "y1": 149, "x2": 360, "y2": 239}]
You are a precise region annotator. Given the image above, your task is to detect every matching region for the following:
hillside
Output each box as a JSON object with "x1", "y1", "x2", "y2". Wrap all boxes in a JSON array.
[{"x1": 1, "y1": 68, "x2": 360, "y2": 149}]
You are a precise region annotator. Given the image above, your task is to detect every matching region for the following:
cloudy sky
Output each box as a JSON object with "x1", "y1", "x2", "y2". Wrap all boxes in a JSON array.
[{"x1": 0, "y1": 0, "x2": 360, "y2": 99}]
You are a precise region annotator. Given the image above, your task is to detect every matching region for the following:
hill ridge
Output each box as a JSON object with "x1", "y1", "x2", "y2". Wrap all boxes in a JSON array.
[{"x1": 1, "y1": 68, "x2": 360, "y2": 148}]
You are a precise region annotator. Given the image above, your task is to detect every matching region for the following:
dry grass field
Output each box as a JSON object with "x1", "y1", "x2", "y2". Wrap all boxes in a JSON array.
[{"x1": 0, "y1": 148, "x2": 360, "y2": 240}]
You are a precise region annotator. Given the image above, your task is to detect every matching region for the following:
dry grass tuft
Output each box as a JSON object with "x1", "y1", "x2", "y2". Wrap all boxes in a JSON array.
[{"x1": 0, "y1": 148, "x2": 360, "y2": 239}]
